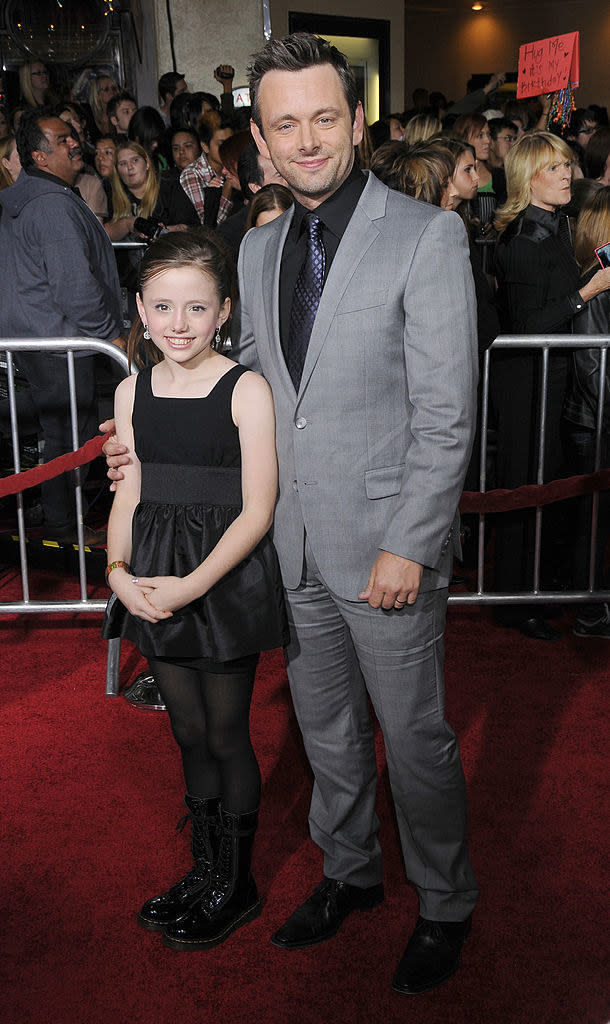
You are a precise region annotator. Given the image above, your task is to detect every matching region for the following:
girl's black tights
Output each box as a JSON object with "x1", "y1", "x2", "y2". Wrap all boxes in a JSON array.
[{"x1": 148, "y1": 657, "x2": 260, "y2": 815}]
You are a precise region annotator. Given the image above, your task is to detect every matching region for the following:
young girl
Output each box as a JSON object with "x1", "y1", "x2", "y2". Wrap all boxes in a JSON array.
[{"x1": 102, "y1": 230, "x2": 288, "y2": 950}]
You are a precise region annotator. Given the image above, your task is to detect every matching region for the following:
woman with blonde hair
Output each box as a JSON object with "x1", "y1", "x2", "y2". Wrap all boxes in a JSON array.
[
  {"x1": 492, "y1": 131, "x2": 610, "y2": 640},
  {"x1": 19, "y1": 61, "x2": 51, "y2": 108},
  {"x1": 403, "y1": 112, "x2": 441, "y2": 146},
  {"x1": 88, "y1": 73, "x2": 119, "y2": 137},
  {"x1": 106, "y1": 141, "x2": 198, "y2": 242}
]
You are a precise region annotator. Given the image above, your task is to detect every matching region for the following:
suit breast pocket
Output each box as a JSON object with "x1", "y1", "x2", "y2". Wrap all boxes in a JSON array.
[
  {"x1": 364, "y1": 464, "x2": 405, "y2": 499},
  {"x1": 337, "y1": 286, "x2": 388, "y2": 315}
]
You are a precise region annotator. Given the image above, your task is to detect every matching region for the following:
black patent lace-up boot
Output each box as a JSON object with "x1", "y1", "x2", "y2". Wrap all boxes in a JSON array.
[
  {"x1": 137, "y1": 794, "x2": 220, "y2": 931},
  {"x1": 162, "y1": 807, "x2": 261, "y2": 950}
]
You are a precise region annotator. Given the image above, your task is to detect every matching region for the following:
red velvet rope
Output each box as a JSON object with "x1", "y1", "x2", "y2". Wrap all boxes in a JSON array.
[
  {"x1": 459, "y1": 470, "x2": 610, "y2": 514},
  {"x1": 0, "y1": 433, "x2": 105, "y2": 498},
  {"x1": 0, "y1": 432, "x2": 608, "y2": 514}
]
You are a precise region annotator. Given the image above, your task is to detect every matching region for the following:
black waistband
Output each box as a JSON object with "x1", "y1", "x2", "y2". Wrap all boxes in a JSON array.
[{"x1": 140, "y1": 464, "x2": 242, "y2": 507}]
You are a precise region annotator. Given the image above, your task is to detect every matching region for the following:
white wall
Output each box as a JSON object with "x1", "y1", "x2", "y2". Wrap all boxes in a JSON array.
[{"x1": 152, "y1": 0, "x2": 266, "y2": 101}]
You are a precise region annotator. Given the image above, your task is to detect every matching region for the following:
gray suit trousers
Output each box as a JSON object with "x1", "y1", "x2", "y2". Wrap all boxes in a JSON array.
[{"x1": 284, "y1": 541, "x2": 479, "y2": 922}]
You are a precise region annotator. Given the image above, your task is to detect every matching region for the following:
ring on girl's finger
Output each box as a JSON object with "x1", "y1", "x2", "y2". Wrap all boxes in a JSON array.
[{"x1": 131, "y1": 577, "x2": 139, "y2": 584}]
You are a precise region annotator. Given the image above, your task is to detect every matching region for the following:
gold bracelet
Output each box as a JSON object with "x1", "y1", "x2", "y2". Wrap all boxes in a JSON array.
[{"x1": 105, "y1": 560, "x2": 132, "y2": 584}]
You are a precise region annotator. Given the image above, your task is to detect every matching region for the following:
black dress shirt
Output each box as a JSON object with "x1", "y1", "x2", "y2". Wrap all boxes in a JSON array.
[{"x1": 279, "y1": 162, "x2": 366, "y2": 354}]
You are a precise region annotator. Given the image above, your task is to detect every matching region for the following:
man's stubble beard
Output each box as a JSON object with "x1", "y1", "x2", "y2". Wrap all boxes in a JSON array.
[{"x1": 283, "y1": 150, "x2": 354, "y2": 204}]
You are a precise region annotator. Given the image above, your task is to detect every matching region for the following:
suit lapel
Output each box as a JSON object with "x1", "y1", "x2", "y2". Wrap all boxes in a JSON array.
[
  {"x1": 261, "y1": 208, "x2": 296, "y2": 393},
  {"x1": 297, "y1": 173, "x2": 387, "y2": 401}
]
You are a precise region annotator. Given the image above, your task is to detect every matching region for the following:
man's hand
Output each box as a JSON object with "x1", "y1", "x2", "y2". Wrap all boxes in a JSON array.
[
  {"x1": 214, "y1": 64, "x2": 234, "y2": 93},
  {"x1": 99, "y1": 418, "x2": 131, "y2": 491},
  {"x1": 132, "y1": 575, "x2": 193, "y2": 613},
  {"x1": 484, "y1": 72, "x2": 506, "y2": 94},
  {"x1": 358, "y1": 551, "x2": 423, "y2": 610}
]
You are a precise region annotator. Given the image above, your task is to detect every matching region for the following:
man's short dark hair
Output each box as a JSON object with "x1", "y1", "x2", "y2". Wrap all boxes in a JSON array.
[
  {"x1": 107, "y1": 90, "x2": 136, "y2": 121},
  {"x1": 198, "y1": 116, "x2": 232, "y2": 148},
  {"x1": 158, "y1": 71, "x2": 185, "y2": 103},
  {"x1": 248, "y1": 32, "x2": 358, "y2": 131},
  {"x1": 16, "y1": 105, "x2": 57, "y2": 170},
  {"x1": 487, "y1": 117, "x2": 518, "y2": 141},
  {"x1": 237, "y1": 142, "x2": 264, "y2": 198}
]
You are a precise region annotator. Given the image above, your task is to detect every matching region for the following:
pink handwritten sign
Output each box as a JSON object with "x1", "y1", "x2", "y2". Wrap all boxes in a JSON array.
[{"x1": 517, "y1": 31, "x2": 579, "y2": 99}]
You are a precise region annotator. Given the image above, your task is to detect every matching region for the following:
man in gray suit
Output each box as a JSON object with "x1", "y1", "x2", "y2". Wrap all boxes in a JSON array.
[{"x1": 238, "y1": 33, "x2": 479, "y2": 994}]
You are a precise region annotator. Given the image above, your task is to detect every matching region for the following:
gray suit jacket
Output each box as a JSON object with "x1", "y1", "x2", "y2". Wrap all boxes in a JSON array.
[{"x1": 235, "y1": 172, "x2": 478, "y2": 598}]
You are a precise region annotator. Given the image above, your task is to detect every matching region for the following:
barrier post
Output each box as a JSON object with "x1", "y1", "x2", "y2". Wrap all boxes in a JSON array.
[
  {"x1": 0, "y1": 338, "x2": 131, "y2": 693},
  {"x1": 452, "y1": 334, "x2": 610, "y2": 606}
]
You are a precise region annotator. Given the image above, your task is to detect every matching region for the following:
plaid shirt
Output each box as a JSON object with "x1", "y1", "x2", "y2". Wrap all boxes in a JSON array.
[{"x1": 179, "y1": 152, "x2": 232, "y2": 226}]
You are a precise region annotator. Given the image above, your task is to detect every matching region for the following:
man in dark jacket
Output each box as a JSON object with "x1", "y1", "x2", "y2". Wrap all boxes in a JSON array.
[{"x1": 0, "y1": 106, "x2": 122, "y2": 543}]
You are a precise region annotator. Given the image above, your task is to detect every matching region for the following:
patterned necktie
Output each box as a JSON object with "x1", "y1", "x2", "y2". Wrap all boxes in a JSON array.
[{"x1": 287, "y1": 212, "x2": 326, "y2": 390}]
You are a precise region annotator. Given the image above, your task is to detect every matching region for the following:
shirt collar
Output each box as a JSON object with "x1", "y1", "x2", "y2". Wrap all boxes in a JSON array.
[
  {"x1": 290, "y1": 161, "x2": 366, "y2": 241},
  {"x1": 525, "y1": 204, "x2": 563, "y2": 235},
  {"x1": 26, "y1": 167, "x2": 80, "y2": 194}
]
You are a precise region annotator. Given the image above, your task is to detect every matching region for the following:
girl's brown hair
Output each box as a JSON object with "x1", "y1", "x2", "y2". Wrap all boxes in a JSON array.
[
  {"x1": 574, "y1": 186, "x2": 610, "y2": 272},
  {"x1": 246, "y1": 183, "x2": 293, "y2": 230},
  {"x1": 127, "y1": 229, "x2": 237, "y2": 369},
  {"x1": 0, "y1": 135, "x2": 17, "y2": 189},
  {"x1": 371, "y1": 140, "x2": 453, "y2": 207},
  {"x1": 452, "y1": 113, "x2": 487, "y2": 146}
]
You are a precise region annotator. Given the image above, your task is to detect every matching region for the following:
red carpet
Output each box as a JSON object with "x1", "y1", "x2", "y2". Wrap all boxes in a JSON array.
[{"x1": 1, "y1": 568, "x2": 608, "y2": 1024}]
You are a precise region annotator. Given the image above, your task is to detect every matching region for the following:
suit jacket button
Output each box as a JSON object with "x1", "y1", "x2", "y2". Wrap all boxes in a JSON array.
[{"x1": 295, "y1": 416, "x2": 307, "y2": 429}]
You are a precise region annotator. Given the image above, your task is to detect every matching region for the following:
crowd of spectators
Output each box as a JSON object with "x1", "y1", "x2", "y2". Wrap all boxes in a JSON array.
[{"x1": 0, "y1": 58, "x2": 608, "y2": 636}]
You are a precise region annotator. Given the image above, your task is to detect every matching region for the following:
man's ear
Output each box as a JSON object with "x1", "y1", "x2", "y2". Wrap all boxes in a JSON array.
[
  {"x1": 250, "y1": 119, "x2": 271, "y2": 161},
  {"x1": 31, "y1": 149, "x2": 47, "y2": 168},
  {"x1": 249, "y1": 181, "x2": 262, "y2": 195},
  {"x1": 352, "y1": 102, "x2": 365, "y2": 147}
]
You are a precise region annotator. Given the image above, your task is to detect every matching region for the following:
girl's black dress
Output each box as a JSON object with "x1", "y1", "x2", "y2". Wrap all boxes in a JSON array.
[{"x1": 102, "y1": 362, "x2": 288, "y2": 663}]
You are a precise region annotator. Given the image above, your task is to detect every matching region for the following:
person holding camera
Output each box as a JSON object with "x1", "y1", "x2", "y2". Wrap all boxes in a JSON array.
[{"x1": 105, "y1": 140, "x2": 198, "y2": 244}]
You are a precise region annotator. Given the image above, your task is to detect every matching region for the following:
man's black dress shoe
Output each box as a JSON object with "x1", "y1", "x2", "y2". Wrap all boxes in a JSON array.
[
  {"x1": 519, "y1": 616, "x2": 561, "y2": 641},
  {"x1": 392, "y1": 915, "x2": 472, "y2": 994},
  {"x1": 270, "y1": 876, "x2": 384, "y2": 949}
]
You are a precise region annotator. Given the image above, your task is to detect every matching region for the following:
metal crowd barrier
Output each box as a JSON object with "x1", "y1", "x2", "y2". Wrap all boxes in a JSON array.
[
  {"x1": 0, "y1": 336, "x2": 607, "y2": 700},
  {"x1": 449, "y1": 333, "x2": 610, "y2": 605},
  {"x1": 0, "y1": 338, "x2": 131, "y2": 695}
]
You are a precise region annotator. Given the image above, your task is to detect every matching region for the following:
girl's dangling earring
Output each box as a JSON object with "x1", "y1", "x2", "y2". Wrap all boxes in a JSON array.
[
  {"x1": 143, "y1": 325, "x2": 151, "y2": 340},
  {"x1": 214, "y1": 325, "x2": 221, "y2": 347}
]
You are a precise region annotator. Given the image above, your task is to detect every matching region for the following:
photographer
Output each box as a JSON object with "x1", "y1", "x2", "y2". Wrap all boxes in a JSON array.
[{"x1": 104, "y1": 141, "x2": 198, "y2": 243}]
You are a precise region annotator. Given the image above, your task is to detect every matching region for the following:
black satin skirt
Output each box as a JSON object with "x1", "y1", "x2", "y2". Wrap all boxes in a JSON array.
[{"x1": 102, "y1": 464, "x2": 289, "y2": 662}]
